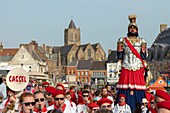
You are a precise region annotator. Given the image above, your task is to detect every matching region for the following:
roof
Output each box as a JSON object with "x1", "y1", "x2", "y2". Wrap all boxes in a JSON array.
[
  {"x1": 53, "y1": 46, "x2": 60, "y2": 53},
  {"x1": 107, "y1": 50, "x2": 117, "y2": 63},
  {"x1": 34, "y1": 49, "x2": 46, "y2": 61},
  {"x1": 53, "y1": 45, "x2": 74, "y2": 55},
  {"x1": 90, "y1": 61, "x2": 107, "y2": 70},
  {"x1": 91, "y1": 43, "x2": 99, "y2": 51},
  {"x1": 153, "y1": 27, "x2": 170, "y2": 45},
  {"x1": 68, "y1": 60, "x2": 78, "y2": 66},
  {"x1": 78, "y1": 44, "x2": 88, "y2": 51},
  {"x1": 68, "y1": 19, "x2": 76, "y2": 29},
  {"x1": 0, "y1": 56, "x2": 14, "y2": 61},
  {"x1": 149, "y1": 76, "x2": 167, "y2": 90},
  {"x1": 0, "y1": 49, "x2": 18, "y2": 56},
  {"x1": 77, "y1": 60, "x2": 93, "y2": 70}
]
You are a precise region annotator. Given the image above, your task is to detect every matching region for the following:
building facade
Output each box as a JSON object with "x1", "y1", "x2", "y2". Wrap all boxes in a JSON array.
[
  {"x1": 148, "y1": 24, "x2": 170, "y2": 80},
  {"x1": 53, "y1": 19, "x2": 106, "y2": 81}
]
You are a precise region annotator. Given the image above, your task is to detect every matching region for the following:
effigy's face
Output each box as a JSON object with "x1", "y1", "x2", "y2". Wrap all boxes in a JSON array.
[{"x1": 129, "y1": 26, "x2": 137, "y2": 34}]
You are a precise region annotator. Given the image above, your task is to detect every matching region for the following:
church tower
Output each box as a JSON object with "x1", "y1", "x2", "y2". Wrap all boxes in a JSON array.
[{"x1": 64, "y1": 19, "x2": 81, "y2": 46}]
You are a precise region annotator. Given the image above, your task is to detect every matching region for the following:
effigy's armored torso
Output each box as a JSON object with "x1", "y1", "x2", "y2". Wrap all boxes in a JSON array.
[{"x1": 118, "y1": 37, "x2": 146, "y2": 71}]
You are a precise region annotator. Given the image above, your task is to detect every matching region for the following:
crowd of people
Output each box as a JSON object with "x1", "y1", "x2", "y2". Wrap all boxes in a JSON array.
[{"x1": 0, "y1": 75, "x2": 169, "y2": 113}]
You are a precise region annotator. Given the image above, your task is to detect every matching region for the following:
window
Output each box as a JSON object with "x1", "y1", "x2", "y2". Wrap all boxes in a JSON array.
[
  {"x1": 82, "y1": 72, "x2": 84, "y2": 76},
  {"x1": 109, "y1": 74, "x2": 112, "y2": 78},
  {"x1": 70, "y1": 33, "x2": 73, "y2": 41},
  {"x1": 78, "y1": 72, "x2": 80, "y2": 76},
  {"x1": 75, "y1": 34, "x2": 78, "y2": 41},
  {"x1": 88, "y1": 49, "x2": 91, "y2": 58},
  {"x1": 82, "y1": 78, "x2": 84, "y2": 82},
  {"x1": 86, "y1": 71, "x2": 88, "y2": 76},
  {"x1": 21, "y1": 55, "x2": 24, "y2": 59}
]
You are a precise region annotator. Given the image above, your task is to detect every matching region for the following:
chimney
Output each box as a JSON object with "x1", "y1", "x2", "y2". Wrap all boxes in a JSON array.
[
  {"x1": 29, "y1": 40, "x2": 38, "y2": 50},
  {"x1": 0, "y1": 42, "x2": 3, "y2": 50},
  {"x1": 160, "y1": 24, "x2": 167, "y2": 32},
  {"x1": 42, "y1": 44, "x2": 46, "y2": 51}
]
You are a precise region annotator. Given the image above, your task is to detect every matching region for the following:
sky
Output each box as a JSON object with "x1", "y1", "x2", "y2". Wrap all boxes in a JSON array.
[{"x1": 0, "y1": 0, "x2": 170, "y2": 55}]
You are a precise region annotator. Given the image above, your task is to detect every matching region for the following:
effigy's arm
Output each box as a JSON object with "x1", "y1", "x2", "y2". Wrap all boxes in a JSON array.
[
  {"x1": 115, "y1": 38, "x2": 124, "y2": 73},
  {"x1": 117, "y1": 38, "x2": 124, "y2": 62},
  {"x1": 140, "y1": 38, "x2": 147, "y2": 68}
]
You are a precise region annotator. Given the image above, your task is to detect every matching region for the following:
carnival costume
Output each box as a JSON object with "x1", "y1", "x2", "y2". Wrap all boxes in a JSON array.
[{"x1": 116, "y1": 14, "x2": 147, "y2": 111}]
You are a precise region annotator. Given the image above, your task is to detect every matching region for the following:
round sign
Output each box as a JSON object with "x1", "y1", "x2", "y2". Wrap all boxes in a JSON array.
[{"x1": 6, "y1": 68, "x2": 29, "y2": 91}]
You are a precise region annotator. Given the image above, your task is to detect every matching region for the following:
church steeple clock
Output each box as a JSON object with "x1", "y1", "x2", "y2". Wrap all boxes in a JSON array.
[{"x1": 64, "y1": 19, "x2": 81, "y2": 46}]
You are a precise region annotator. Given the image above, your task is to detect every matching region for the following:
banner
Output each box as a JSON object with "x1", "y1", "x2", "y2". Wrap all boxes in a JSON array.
[{"x1": 6, "y1": 68, "x2": 29, "y2": 91}]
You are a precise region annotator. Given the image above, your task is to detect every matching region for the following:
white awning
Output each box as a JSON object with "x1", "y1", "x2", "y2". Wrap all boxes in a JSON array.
[
  {"x1": 29, "y1": 72, "x2": 48, "y2": 77},
  {"x1": 29, "y1": 72, "x2": 49, "y2": 80}
]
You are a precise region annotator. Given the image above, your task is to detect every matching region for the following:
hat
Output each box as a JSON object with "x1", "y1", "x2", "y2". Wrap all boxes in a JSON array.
[
  {"x1": 142, "y1": 98, "x2": 148, "y2": 103},
  {"x1": 56, "y1": 84, "x2": 65, "y2": 91},
  {"x1": 42, "y1": 82, "x2": 49, "y2": 87},
  {"x1": 128, "y1": 14, "x2": 138, "y2": 30},
  {"x1": 157, "y1": 101, "x2": 170, "y2": 109},
  {"x1": 27, "y1": 83, "x2": 32, "y2": 87},
  {"x1": 88, "y1": 102, "x2": 99, "y2": 109},
  {"x1": 45, "y1": 86, "x2": 58, "y2": 97},
  {"x1": 156, "y1": 90, "x2": 170, "y2": 101},
  {"x1": 119, "y1": 94, "x2": 126, "y2": 99},
  {"x1": 55, "y1": 90, "x2": 65, "y2": 96},
  {"x1": 97, "y1": 98, "x2": 113, "y2": 106}
]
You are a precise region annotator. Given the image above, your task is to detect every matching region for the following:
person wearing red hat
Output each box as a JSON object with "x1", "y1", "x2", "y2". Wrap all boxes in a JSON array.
[
  {"x1": 53, "y1": 90, "x2": 72, "y2": 113},
  {"x1": 101, "y1": 87, "x2": 114, "y2": 109},
  {"x1": 76, "y1": 90, "x2": 90, "y2": 113},
  {"x1": 97, "y1": 98, "x2": 113, "y2": 111},
  {"x1": 157, "y1": 101, "x2": 170, "y2": 113},
  {"x1": 155, "y1": 90, "x2": 170, "y2": 103},
  {"x1": 113, "y1": 94, "x2": 131, "y2": 113},
  {"x1": 34, "y1": 91, "x2": 48, "y2": 113},
  {"x1": 88, "y1": 101, "x2": 100, "y2": 113},
  {"x1": 148, "y1": 99, "x2": 157, "y2": 113},
  {"x1": 42, "y1": 82, "x2": 49, "y2": 90},
  {"x1": 56, "y1": 84, "x2": 65, "y2": 91},
  {"x1": 45, "y1": 86, "x2": 57, "y2": 108},
  {"x1": 69, "y1": 86, "x2": 77, "y2": 105},
  {"x1": 145, "y1": 88, "x2": 154, "y2": 108}
]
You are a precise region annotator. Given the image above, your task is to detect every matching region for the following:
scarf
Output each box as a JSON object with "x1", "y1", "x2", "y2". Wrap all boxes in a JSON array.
[
  {"x1": 54, "y1": 103, "x2": 66, "y2": 112},
  {"x1": 118, "y1": 102, "x2": 126, "y2": 106},
  {"x1": 34, "y1": 106, "x2": 47, "y2": 112}
]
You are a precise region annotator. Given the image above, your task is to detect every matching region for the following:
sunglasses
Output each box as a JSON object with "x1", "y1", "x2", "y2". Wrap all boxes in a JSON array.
[
  {"x1": 46, "y1": 92, "x2": 52, "y2": 96},
  {"x1": 22, "y1": 102, "x2": 36, "y2": 106},
  {"x1": 102, "y1": 105, "x2": 111, "y2": 108},
  {"x1": 142, "y1": 103, "x2": 148, "y2": 105},
  {"x1": 83, "y1": 95, "x2": 89, "y2": 97},
  {"x1": 55, "y1": 98, "x2": 64, "y2": 101},
  {"x1": 151, "y1": 102, "x2": 154, "y2": 104},
  {"x1": 43, "y1": 85, "x2": 48, "y2": 88},
  {"x1": 92, "y1": 109, "x2": 99, "y2": 111},
  {"x1": 35, "y1": 98, "x2": 45, "y2": 102}
]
